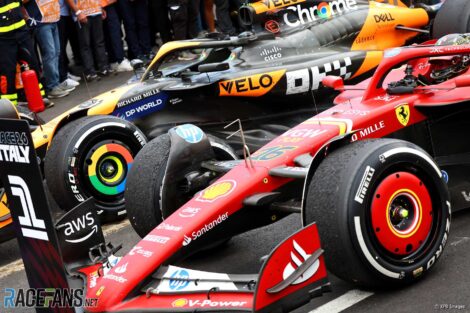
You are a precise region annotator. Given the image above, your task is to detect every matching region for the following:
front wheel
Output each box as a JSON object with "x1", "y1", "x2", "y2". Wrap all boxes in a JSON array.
[
  {"x1": 125, "y1": 133, "x2": 237, "y2": 238},
  {"x1": 44, "y1": 116, "x2": 147, "y2": 222},
  {"x1": 305, "y1": 139, "x2": 450, "y2": 287}
]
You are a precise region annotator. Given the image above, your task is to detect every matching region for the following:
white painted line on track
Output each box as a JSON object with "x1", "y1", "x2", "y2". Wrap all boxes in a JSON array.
[
  {"x1": 0, "y1": 259, "x2": 25, "y2": 280},
  {"x1": 309, "y1": 289, "x2": 374, "y2": 313},
  {"x1": 0, "y1": 219, "x2": 130, "y2": 279},
  {"x1": 101, "y1": 219, "x2": 131, "y2": 236},
  {"x1": 450, "y1": 237, "x2": 470, "y2": 246}
]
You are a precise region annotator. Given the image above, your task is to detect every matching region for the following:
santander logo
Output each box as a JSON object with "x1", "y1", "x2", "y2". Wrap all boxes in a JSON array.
[
  {"x1": 282, "y1": 240, "x2": 319, "y2": 285},
  {"x1": 182, "y1": 235, "x2": 192, "y2": 246}
]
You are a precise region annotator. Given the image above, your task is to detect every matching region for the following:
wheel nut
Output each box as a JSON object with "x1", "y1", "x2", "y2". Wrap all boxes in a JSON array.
[{"x1": 399, "y1": 208, "x2": 409, "y2": 219}]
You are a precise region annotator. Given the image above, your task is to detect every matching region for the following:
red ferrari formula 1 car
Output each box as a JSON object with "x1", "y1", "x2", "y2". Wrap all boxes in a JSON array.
[
  {"x1": 2, "y1": 35, "x2": 470, "y2": 312},
  {"x1": 1, "y1": 0, "x2": 448, "y2": 234},
  {"x1": 0, "y1": 119, "x2": 329, "y2": 312}
]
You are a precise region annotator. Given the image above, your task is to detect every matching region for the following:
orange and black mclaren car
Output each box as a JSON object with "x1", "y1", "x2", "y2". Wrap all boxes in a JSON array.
[{"x1": 0, "y1": 0, "x2": 461, "y2": 242}]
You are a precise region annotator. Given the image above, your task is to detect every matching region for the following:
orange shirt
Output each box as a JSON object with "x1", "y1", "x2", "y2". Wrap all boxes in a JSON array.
[
  {"x1": 77, "y1": 0, "x2": 101, "y2": 16},
  {"x1": 24, "y1": 0, "x2": 60, "y2": 24},
  {"x1": 37, "y1": 0, "x2": 60, "y2": 23},
  {"x1": 100, "y1": 0, "x2": 115, "y2": 8}
]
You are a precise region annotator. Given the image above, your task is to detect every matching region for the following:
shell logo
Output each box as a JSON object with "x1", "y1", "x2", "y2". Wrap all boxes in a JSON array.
[
  {"x1": 196, "y1": 180, "x2": 236, "y2": 203},
  {"x1": 172, "y1": 298, "x2": 188, "y2": 308}
]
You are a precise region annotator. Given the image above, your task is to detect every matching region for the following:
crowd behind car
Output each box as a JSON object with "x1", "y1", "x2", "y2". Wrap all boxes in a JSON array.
[{"x1": 0, "y1": 0, "x2": 244, "y2": 108}]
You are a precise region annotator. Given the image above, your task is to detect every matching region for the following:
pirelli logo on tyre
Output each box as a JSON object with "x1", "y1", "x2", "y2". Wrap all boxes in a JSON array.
[
  {"x1": 354, "y1": 166, "x2": 375, "y2": 204},
  {"x1": 219, "y1": 70, "x2": 285, "y2": 97}
]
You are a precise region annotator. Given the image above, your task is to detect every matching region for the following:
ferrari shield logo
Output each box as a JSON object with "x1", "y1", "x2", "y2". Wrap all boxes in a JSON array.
[{"x1": 395, "y1": 104, "x2": 410, "y2": 126}]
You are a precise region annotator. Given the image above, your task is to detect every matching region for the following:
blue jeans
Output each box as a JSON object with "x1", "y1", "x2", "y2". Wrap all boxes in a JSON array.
[{"x1": 35, "y1": 23, "x2": 60, "y2": 91}]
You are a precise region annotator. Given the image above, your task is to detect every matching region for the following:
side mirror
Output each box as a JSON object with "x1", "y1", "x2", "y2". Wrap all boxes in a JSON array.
[
  {"x1": 455, "y1": 75, "x2": 470, "y2": 88},
  {"x1": 322, "y1": 76, "x2": 344, "y2": 90},
  {"x1": 198, "y1": 62, "x2": 230, "y2": 73}
]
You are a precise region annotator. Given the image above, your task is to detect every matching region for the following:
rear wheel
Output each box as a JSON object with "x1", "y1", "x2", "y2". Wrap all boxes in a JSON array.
[
  {"x1": 432, "y1": 0, "x2": 470, "y2": 39},
  {"x1": 126, "y1": 133, "x2": 236, "y2": 238},
  {"x1": 44, "y1": 116, "x2": 147, "y2": 222},
  {"x1": 305, "y1": 139, "x2": 450, "y2": 287}
]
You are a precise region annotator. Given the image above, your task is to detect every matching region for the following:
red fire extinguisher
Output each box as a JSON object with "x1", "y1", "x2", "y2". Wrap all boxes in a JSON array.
[{"x1": 20, "y1": 63, "x2": 45, "y2": 113}]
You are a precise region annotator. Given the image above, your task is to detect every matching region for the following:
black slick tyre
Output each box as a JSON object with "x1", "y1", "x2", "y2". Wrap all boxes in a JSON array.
[
  {"x1": 432, "y1": 0, "x2": 470, "y2": 39},
  {"x1": 305, "y1": 139, "x2": 450, "y2": 287},
  {"x1": 44, "y1": 116, "x2": 147, "y2": 222},
  {"x1": 126, "y1": 134, "x2": 236, "y2": 238}
]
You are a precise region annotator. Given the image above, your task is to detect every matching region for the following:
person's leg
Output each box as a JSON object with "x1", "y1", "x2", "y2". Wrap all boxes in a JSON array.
[
  {"x1": 104, "y1": 3, "x2": 125, "y2": 63},
  {"x1": 16, "y1": 28, "x2": 46, "y2": 99},
  {"x1": 89, "y1": 15, "x2": 109, "y2": 73},
  {"x1": 188, "y1": 0, "x2": 201, "y2": 38},
  {"x1": 76, "y1": 20, "x2": 96, "y2": 76},
  {"x1": 154, "y1": 0, "x2": 172, "y2": 43},
  {"x1": 168, "y1": 0, "x2": 189, "y2": 40},
  {"x1": 147, "y1": 0, "x2": 157, "y2": 47},
  {"x1": 204, "y1": 0, "x2": 215, "y2": 32},
  {"x1": 35, "y1": 23, "x2": 61, "y2": 92},
  {"x1": 65, "y1": 16, "x2": 82, "y2": 66},
  {"x1": 103, "y1": 12, "x2": 116, "y2": 64},
  {"x1": 118, "y1": 0, "x2": 142, "y2": 59},
  {"x1": 0, "y1": 37, "x2": 19, "y2": 105},
  {"x1": 58, "y1": 16, "x2": 69, "y2": 82},
  {"x1": 134, "y1": 0, "x2": 152, "y2": 56},
  {"x1": 214, "y1": 0, "x2": 236, "y2": 35},
  {"x1": 51, "y1": 22, "x2": 65, "y2": 89}
]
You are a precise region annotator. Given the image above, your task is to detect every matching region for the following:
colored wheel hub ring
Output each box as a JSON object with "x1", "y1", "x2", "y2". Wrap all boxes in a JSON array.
[
  {"x1": 99, "y1": 155, "x2": 124, "y2": 184},
  {"x1": 87, "y1": 143, "x2": 134, "y2": 196},
  {"x1": 371, "y1": 172, "x2": 433, "y2": 256}
]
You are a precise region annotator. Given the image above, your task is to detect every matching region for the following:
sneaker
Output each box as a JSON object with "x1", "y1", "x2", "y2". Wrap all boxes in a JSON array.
[
  {"x1": 59, "y1": 79, "x2": 78, "y2": 92},
  {"x1": 131, "y1": 58, "x2": 143, "y2": 66},
  {"x1": 178, "y1": 51, "x2": 198, "y2": 61},
  {"x1": 65, "y1": 78, "x2": 79, "y2": 87},
  {"x1": 43, "y1": 97, "x2": 54, "y2": 108},
  {"x1": 115, "y1": 58, "x2": 133, "y2": 72},
  {"x1": 110, "y1": 62, "x2": 119, "y2": 71},
  {"x1": 68, "y1": 72, "x2": 81, "y2": 82},
  {"x1": 137, "y1": 55, "x2": 150, "y2": 65},
  {"x1": 85, "y1": 73, "x2": 98, "y2": 82},
  {"x1": 47, "y1": 86, "x2": 70, "y2": 99},
  {"x1": 58, "y1": 84, "x2": 75, "y2": 93},
  {"x1": 130, "y1": 59, "x2": 145, "y2": 71},
  {"x1": 97, "y1": 69, "x2": 109, "y2": 77}
]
